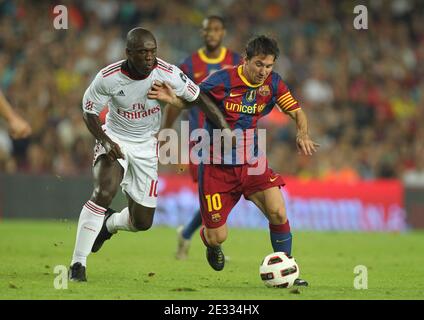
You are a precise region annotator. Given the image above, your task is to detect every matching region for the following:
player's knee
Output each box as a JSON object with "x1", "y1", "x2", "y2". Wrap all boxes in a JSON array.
[
  {"x1": 267, "y1": 206, "x2": 287, "y2": 225},
  {"x1": 127, "y1": 200, "x2": 156, "y2": 231},
  {"x1": 132, "y1": 220, "x2": 152, "y2": 231},
  {"x1": 131, "y1": 212, "x2": 154, "y2": 231},
  {"x1": 133, "y1": 221, "x2": 152, "y2": 231}
]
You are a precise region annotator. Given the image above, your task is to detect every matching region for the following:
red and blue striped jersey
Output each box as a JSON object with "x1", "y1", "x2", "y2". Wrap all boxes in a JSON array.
[
  {"x1": 199, "y1": 65, "x2": 301, "y2": 165},
  {"x1": 179, "y1": 47, "x2": 241, "y2": 133}
]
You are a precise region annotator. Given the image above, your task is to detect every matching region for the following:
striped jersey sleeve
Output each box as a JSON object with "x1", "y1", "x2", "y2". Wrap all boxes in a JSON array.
[
  {"x1": 158, "y1": 61, "x2": 200, "y2": 103},
  {"x1": 82, "y1": 71, "x2": 112, "y2": 115},
  {"x1": 275, "y1": 76, "x2": 301, "y2": 113}
]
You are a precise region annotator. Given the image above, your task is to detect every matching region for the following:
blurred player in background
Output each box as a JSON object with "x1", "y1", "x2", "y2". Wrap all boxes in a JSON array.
[
  {"x1": 162, "y1": 15, "x2": 241, "y2": 260},
  {"x1": 0, "y1": 90, "x2": 31, "y2": 139},
  {"x1": 149, "y1": 35, "x2": 319, "y2": 286},
  {"x1": 69, "y1": 27, "x2": 230, "y2": 282}
]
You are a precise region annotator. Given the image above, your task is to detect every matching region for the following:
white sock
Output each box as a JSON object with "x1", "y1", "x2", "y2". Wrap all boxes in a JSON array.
[
  {"x1": 106, "y1": 207, "x2": 137, "y2": 233},
  {"x1": 71, "y1": 200, "x2": 106, "y2": 267}
]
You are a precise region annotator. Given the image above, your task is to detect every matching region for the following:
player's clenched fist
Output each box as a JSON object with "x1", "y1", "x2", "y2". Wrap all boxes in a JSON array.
[
  {"x1": 8, "y1": 114, "x2": 32, "y2": 139},
  {"x1": 101, "y1": 139, "x2": 125, "y2": 161}
]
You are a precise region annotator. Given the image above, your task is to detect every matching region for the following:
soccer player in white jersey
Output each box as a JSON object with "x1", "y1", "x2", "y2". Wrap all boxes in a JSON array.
[{"x1": 69, "y1": 28, "x2": 230, "y2": 282}]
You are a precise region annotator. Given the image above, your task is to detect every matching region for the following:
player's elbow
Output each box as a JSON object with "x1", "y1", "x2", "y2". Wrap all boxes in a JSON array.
[
  {"x1": 286, "y1": 108, "x2": 301, "y2": 120},
  {"x1": 83, "y1": 111, "x2": 98, "y2": 123}
]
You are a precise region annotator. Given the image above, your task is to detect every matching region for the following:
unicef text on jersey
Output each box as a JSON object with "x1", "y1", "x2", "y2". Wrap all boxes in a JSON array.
[{"x1": 158, "y1": 121, "x2": 267, "y2": 176}]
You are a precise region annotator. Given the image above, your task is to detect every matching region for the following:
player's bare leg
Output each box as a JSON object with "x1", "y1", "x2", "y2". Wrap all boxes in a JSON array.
[
  {"x1": 199, "y1": 224, "x2": 227, "y2": 271},
  {"x1": 248, "y1": 187, "x2": 308, "y2": 287},
  {"x1": 126, "y1": 195, "x2": 156, "y2": 231},
  {"x1": 70, "y1": 155, "x2": 123, "y2": 281},
  {"x1": 91, "y1": 155, "x2": 124, "y2": 208},
  {"x1": 248, "y1": 187, "x2": 287, "y2": 224},
  {"x1": 90, "y1": 155, "x2": 128, "y2": 253},
  {"x1": 203, "y1": 224, "x2": 228, "y2": 246},
  {"x1": 93, "y1": 191, "x2": 156, "y2": 255}
]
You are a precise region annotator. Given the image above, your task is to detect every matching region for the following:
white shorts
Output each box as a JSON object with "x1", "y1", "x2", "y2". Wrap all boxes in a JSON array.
[{"x1": 93, "y1": 132, "x2": 159, "y2": 208}]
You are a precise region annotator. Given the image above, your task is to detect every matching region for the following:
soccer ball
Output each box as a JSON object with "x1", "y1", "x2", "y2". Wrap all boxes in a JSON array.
[{"x1": 259, "y1": 252, "x2": 299, "y2": 288}]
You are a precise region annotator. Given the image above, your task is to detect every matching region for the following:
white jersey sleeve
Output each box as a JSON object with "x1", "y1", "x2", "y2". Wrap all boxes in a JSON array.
[
  {"x1": 82, "y1": 71, "x2": 111, "y2": 115},
  {"x1": 161, "y1": 64, "x2": 200, "y2": 103}
]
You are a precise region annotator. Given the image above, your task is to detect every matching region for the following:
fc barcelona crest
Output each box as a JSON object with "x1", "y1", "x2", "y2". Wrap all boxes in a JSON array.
[
  {"x1": 246, "y1": 90, "x2": 256, "y2": 102},
  {"x1": 258, "y1": 85, "x2": 270, "y2": 96},
  {"x1": 211, "y1": 213, "x2": 221, "y2": 223}
]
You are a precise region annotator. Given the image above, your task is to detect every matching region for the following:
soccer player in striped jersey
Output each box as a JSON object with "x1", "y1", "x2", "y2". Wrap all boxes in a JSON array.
[
  {"x1": 162, "y1": 16, "x2": 242, "y2": 260},
  {"x1": 69, "y1": 27, "x2": 230, "y2": 282},
  {"x1": 149, "y1": 35, "x2": 319, "y2": 286}
]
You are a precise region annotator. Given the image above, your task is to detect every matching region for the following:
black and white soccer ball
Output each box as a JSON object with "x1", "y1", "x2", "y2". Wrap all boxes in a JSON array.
[{"x1": 259, "y1": 252, "x2": 300, "y2": 288}]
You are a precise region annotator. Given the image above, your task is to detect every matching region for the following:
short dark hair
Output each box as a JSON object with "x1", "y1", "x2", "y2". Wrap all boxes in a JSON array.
[
  {"x1": 126, "y1": 27, "x2": 156, "y2": 49},
  {"x1": 245, "y1": 35, "x2": 279, "y2": 60},
  {"x1": 204, "y1": 15, "x2": 225, "y2": 28}
]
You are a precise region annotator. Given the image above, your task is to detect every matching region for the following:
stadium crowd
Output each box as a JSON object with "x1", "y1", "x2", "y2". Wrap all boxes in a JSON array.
[{"x1": 0, "y1": 0, "x2": 423, "y2": 184}]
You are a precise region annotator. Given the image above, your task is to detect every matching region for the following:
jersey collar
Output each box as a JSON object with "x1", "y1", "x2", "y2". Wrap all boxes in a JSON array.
[
  {"x1": 198, "y1": 47, "x2": 227, "y2": 64},
  {"x1": 121, "y1": 60, "x2": 157, "y2": 80},
  {"x1": 237, "y1": 65, "x2": 264, "y2": 88}
]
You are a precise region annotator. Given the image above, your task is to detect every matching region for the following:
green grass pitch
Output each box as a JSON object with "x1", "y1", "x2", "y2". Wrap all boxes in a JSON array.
[{"x1": 0, "y1": 220, "x2": 423, "y2": 300}]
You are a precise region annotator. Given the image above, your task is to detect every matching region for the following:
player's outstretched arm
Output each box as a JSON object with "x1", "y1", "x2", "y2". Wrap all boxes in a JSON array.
[
  {"x1": 83, "y1": 112, "x2": 125, "y2": 161},
  {"x1": 194, "y1": 91, "x2": 231, "y2": 130},
  {"x1": 0, "y1": 91, "x2": 32, "y2": 139},
  {"x1": 149, "y1": 81, "x2": 230, "y2": 130},
  {"x1": 287, "y1": 109, "x2": 320, "y2": 156}
]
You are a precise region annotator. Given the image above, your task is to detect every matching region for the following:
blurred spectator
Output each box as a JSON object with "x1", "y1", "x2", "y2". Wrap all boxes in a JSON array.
[{"x1": 0, "y1": 0, "x2": 423, "y2": 183}]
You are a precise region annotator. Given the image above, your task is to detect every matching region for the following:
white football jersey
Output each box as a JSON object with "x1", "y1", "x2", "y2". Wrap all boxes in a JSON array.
[{"x1": 82, "y1": 58, "x2": 200, "y2": 142}]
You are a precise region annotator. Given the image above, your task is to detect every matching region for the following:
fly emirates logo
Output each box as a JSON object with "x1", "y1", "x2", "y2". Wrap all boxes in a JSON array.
[
  {"x1": 225, "y1": 101, "x2": 266, "y2": 114},
  {"x1": 117, "y1": 103, "x2": 160, "y2": 120}
]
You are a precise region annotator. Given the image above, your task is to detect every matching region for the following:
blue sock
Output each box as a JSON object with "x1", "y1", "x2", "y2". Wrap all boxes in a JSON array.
[
  {"x1": 270, "y1": 231, "x2": 292, "y2": 255},
  {"x1": 182, "y1": 210, "x2": 202, "y2": 240}
]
